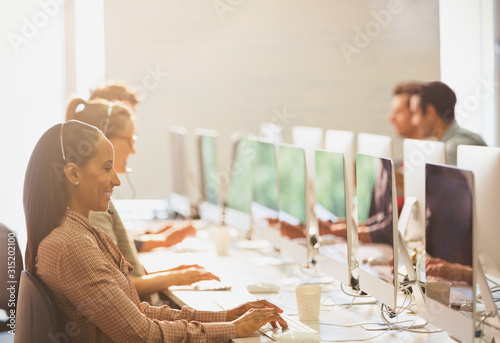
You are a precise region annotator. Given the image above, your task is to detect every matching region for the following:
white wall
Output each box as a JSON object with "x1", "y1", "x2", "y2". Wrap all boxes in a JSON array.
[
  {"x1": 0, "y1": 0, "x2": 66, "y2": 252},
  {"x1": 439, "y1": 0, "x2": 497, "y2": 147},
  {"x1": 105, "y1": 0, "x2": 441, "y2": 200}
]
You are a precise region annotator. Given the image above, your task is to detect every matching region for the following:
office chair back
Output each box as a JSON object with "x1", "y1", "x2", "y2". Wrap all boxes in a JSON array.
[
  {"x1": 14, "y1": 270, "x2": 65, "y2": 343},
  {"x1": 0, "y1": 224, "x2": 23, "y2": 316}
]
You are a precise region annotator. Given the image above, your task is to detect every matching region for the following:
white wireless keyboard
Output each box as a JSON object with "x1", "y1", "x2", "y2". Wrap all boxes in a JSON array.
[{"x1": 259, "y1": 313, "x2": 319, "y2": 341}]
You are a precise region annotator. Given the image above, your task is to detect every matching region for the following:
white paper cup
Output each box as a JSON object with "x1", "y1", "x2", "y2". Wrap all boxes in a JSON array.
[
  {"x1": 426, "y1": 282, "x2": 451, "y2": 306},
  {"x1": 211, "y1": 228, "x2": 230, "y2": 256},
  {"x1": 295, "y1": 285, "x2": 322, "y2": 321}
]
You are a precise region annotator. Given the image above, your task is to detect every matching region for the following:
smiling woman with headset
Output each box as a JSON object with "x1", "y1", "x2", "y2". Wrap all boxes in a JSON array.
[
  {"x1": 65, "y1": 97, "x2": 218, "y2": 301},
  {"x1": 24, "y1": 120, "x2": 286, "y2": 342}
]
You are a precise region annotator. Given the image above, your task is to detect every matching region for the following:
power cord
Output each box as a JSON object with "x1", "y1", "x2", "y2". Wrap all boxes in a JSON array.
[
  {"x1": 340, "y1": 283, "x2": 372, "y2": 299},
  {"x1": 320, "y1": 295, "x2": 356, "y2": 310},
  {"x1": 318, "y1": 329, "x2": 390, "y2": 342},
  {"x1": 375, "y1": 284, "x2": 442, "y2": 334}
]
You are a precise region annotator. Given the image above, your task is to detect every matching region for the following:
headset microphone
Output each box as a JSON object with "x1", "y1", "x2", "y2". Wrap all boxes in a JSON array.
[{"x1": 107, "y1": 208, "x2": 115, "y2": 215}]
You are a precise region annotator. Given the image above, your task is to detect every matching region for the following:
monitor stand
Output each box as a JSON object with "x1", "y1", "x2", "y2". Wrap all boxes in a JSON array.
[
  {"x1": 397, "y1": 196, "x2": 417, "y2": 238},
  {"x1": 476, "y1": 260, "x2": 500, "y2": 341},
  {"x1": 395, "y1": 230, "x2": 429, "y2": 329},
  {"x1": 396, "y1": 198, "x2": 426, "y2": 314},
  {"x1": 279, "y1": 242, "x2": 334, "y2": 287},
  {"x1": 397, "y1": 231, "x2": 425, "y2": 312}
]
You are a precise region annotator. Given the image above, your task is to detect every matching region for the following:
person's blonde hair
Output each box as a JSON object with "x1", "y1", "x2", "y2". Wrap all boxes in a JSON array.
[
  {"x1": 89, "y1": 81, "x2": 139, "y2": 109},
  {"x1": 65, "y1": 98, "x2": 134, "y2": 139}
]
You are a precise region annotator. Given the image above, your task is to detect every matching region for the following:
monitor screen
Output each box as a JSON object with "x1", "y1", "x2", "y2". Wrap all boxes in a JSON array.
[
  {"x1": 250, "y1": 138, "x2": 281, "y2": 245},
  {"x1": 224, "y1": 136, "x2": 253, "y2": 234},
  {"x1": 356, "y1": 153, "x2": 398, "y2": 308},
  {"x1": 425, "y1": 164, "x2": 473, "y2": 283},
  {"x1": 425, "y1": 165, "x2": 473, "y2": 279},
  {"x1": 316, "y1": 151, "x2": 346, "y2": 224},
  {"x1": 252, "y1": 140, "x2": 279, "y2": 213},
  {"x1": 315, "y1": 150, "x2": 353, "y2": 286},
  {"x1": 196, "y1": 129, "x2": 223, "y2": 225},
  {"x1": 169, "y1": 126, "x2": 189, "y2": 196},
  {"x1": 225, "y1": 136, "x2": 253, "y2": 214},
  {"x1": 402, "y1": 139, "x2": 445, "y2": 249},
  {"x1": 457, "y1": 145, "x2": 500, "y2": 280},
  {"x1": 276, "y1": 144, "x2": 311, "y2": 265},
  {"x1": 424, "y1": 163, "x2": 475, "y2": 343},
  {"x1": 200, "y1": 134, "x2": 219, "y2": 205},
  {"x1": 168, "y1": 126, "x2": 190, "y2": 218},
  {"x1": 252, "y1": 140, "x2": 278, "y2": 212},
  {"x1": 278, "y1": 145, "x2": 307, "y2": 241}
]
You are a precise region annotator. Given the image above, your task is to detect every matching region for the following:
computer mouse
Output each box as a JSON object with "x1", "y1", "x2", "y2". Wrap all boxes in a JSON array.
[
  {"x1": 172, "y1": 246, "x2": 199, "y2": 253},
  {"x1": 246, "y1": 282, "x2": 280, "y2": 293},
  {"x1": 367, "y1": 255, "x2": 390, "y2": 266},
  {"x1": 276, "y1": 330, "x2": 321, "y2": 343}
]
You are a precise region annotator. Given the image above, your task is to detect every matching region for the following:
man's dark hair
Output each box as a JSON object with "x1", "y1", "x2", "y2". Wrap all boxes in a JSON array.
[{"x1": 418, "y1": 81, "x2": 457, "y2": 122}]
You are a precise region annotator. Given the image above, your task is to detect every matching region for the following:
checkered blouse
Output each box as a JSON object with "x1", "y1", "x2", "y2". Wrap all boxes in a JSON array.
[{"x1": 36, "y1": 208, "x2": 236, "y2": 342}]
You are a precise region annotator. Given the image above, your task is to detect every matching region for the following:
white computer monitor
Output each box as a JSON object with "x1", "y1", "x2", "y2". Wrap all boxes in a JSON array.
[
  {"x1": 277, "y1": 143, "x2": 311, "y2": 265},
  {"x1": 315, "y1": 149, "x2": 355, "y2": 286},
  {"x1": 223, "y1": 135, "x2": 253, "y2": 237},
  {"x1": 168, "y1": 125, "x2": 191, "y2": 218},
  {"x1": 424, "y1": 163, "x2": 476, "y2": 343},
  {"x1": 356, "y1": 153, "x2": 399, "y2": 309},
  {"x1": 250, "y1": 138, "x2": 281, "y2": 245},
  {"x1": 196, "y1": 129, "x2": 223, "y2": 225},
  {"x1": 402, "y1": 139, "x2": 445, "y2": 242},
  {"x1": 457, "y1": 145, "x2": 500, "y2": 280},
  {"x1": 357, "y1": 132, "x2": 392, "y2": 160},
  {"x1": 458, "y1": 145, "x2": 500, "y2": 332},
  {"x1": 292, "y1": 125, "x2": 324, "y2": 181},
  {"x1": 260, "y1": 122, "x2": 283, "y2": 144},
  {"x1": 292, "y1": 125, "x2": 324, "y2": 151},
  {"x1": 324, "y1": 129, "x2": 355, "y2": 161}
]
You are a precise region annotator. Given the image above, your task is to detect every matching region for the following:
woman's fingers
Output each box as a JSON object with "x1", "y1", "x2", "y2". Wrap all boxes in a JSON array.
[
  {"x1": 227, "y1": 299, "x2": 284, "y2": 321},
  {"x1": 233, "y1": 308, "x2": 288, "y2": 338},
  {"x1": 241, "y1": 299, "x2": 284, "y2": 313},
  {"x1": 196, "y1": 270, "x2": 221, "y2": 282}
]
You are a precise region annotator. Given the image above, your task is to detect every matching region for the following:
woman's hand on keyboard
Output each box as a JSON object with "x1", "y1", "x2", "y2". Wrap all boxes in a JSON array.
[
  {"x1": 232, "y1": 308, "x2": 288, "y2": 337},
  {"x1": 226, "y1": 299, "x2": 284, "y2": 321},
  {"x1": 163, "y1": 267, "x2": 220, "y2": 287},
  {"x1": 138, "y1": 225, "x2": 197, "y2": 251},
  {"x1": 227, "y1": 300, "x2": 288, "y2": 337}
]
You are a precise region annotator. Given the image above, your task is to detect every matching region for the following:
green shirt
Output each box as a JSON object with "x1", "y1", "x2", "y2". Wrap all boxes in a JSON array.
[{"x1": 441, "y1": 120, "x2": 487, "y2": 165}]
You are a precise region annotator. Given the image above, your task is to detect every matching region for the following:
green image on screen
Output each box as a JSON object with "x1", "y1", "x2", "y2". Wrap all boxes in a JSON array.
[
  {"x1": 252, "y1": 141, "x2": 278, "y2": 212},
  {"x1": 278, "y1": 145, "x2": 306, "y2": 225},
  {"x1": 315, "y1": 150, "x2": 346, "y2": 219},
  {"x1": 356, "y1": 153, "x2": 378, "y2": 222},
  {"x1": 201, "y1": 135, "x2": 219, "y2": 205},
  {"x1": 225, "y1": 136, "x2": 253, "y2": 214}
]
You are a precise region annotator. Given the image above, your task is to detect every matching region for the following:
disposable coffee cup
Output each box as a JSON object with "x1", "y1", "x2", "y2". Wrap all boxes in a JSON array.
[
  {"x1": 295, "y1": 285, "x2": 322, "y2": 321},
  {"x1": 211, "y1": 228, "x2": 230, "y2": 256},
  {"x1": 426, "y1": 282, "x2": 451, "y2": 306}
]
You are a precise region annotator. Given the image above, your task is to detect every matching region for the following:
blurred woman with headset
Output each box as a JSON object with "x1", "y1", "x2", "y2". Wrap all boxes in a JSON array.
[{"x1": 65, "y1": 97, "x2": 218, "y2": 300}]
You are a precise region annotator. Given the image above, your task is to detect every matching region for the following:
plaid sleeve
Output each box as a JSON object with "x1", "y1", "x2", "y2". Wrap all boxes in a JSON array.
[
  {"x1": 56, "y1": 235, "x2": 235, "y2": 342},
  {"x1": 142, "y1": 302, "x2": 228, "y2": 322}
]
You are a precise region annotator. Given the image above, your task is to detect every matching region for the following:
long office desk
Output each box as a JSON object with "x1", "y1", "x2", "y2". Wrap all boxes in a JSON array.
[{"x1": 137, "y1": 229, "x2": 456, "y2": 343}]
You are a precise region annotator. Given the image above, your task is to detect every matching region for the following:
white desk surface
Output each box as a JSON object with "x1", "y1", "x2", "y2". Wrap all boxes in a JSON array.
[{"x1": 137, "y1": 230, "x2": 456, "y2": 343}]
